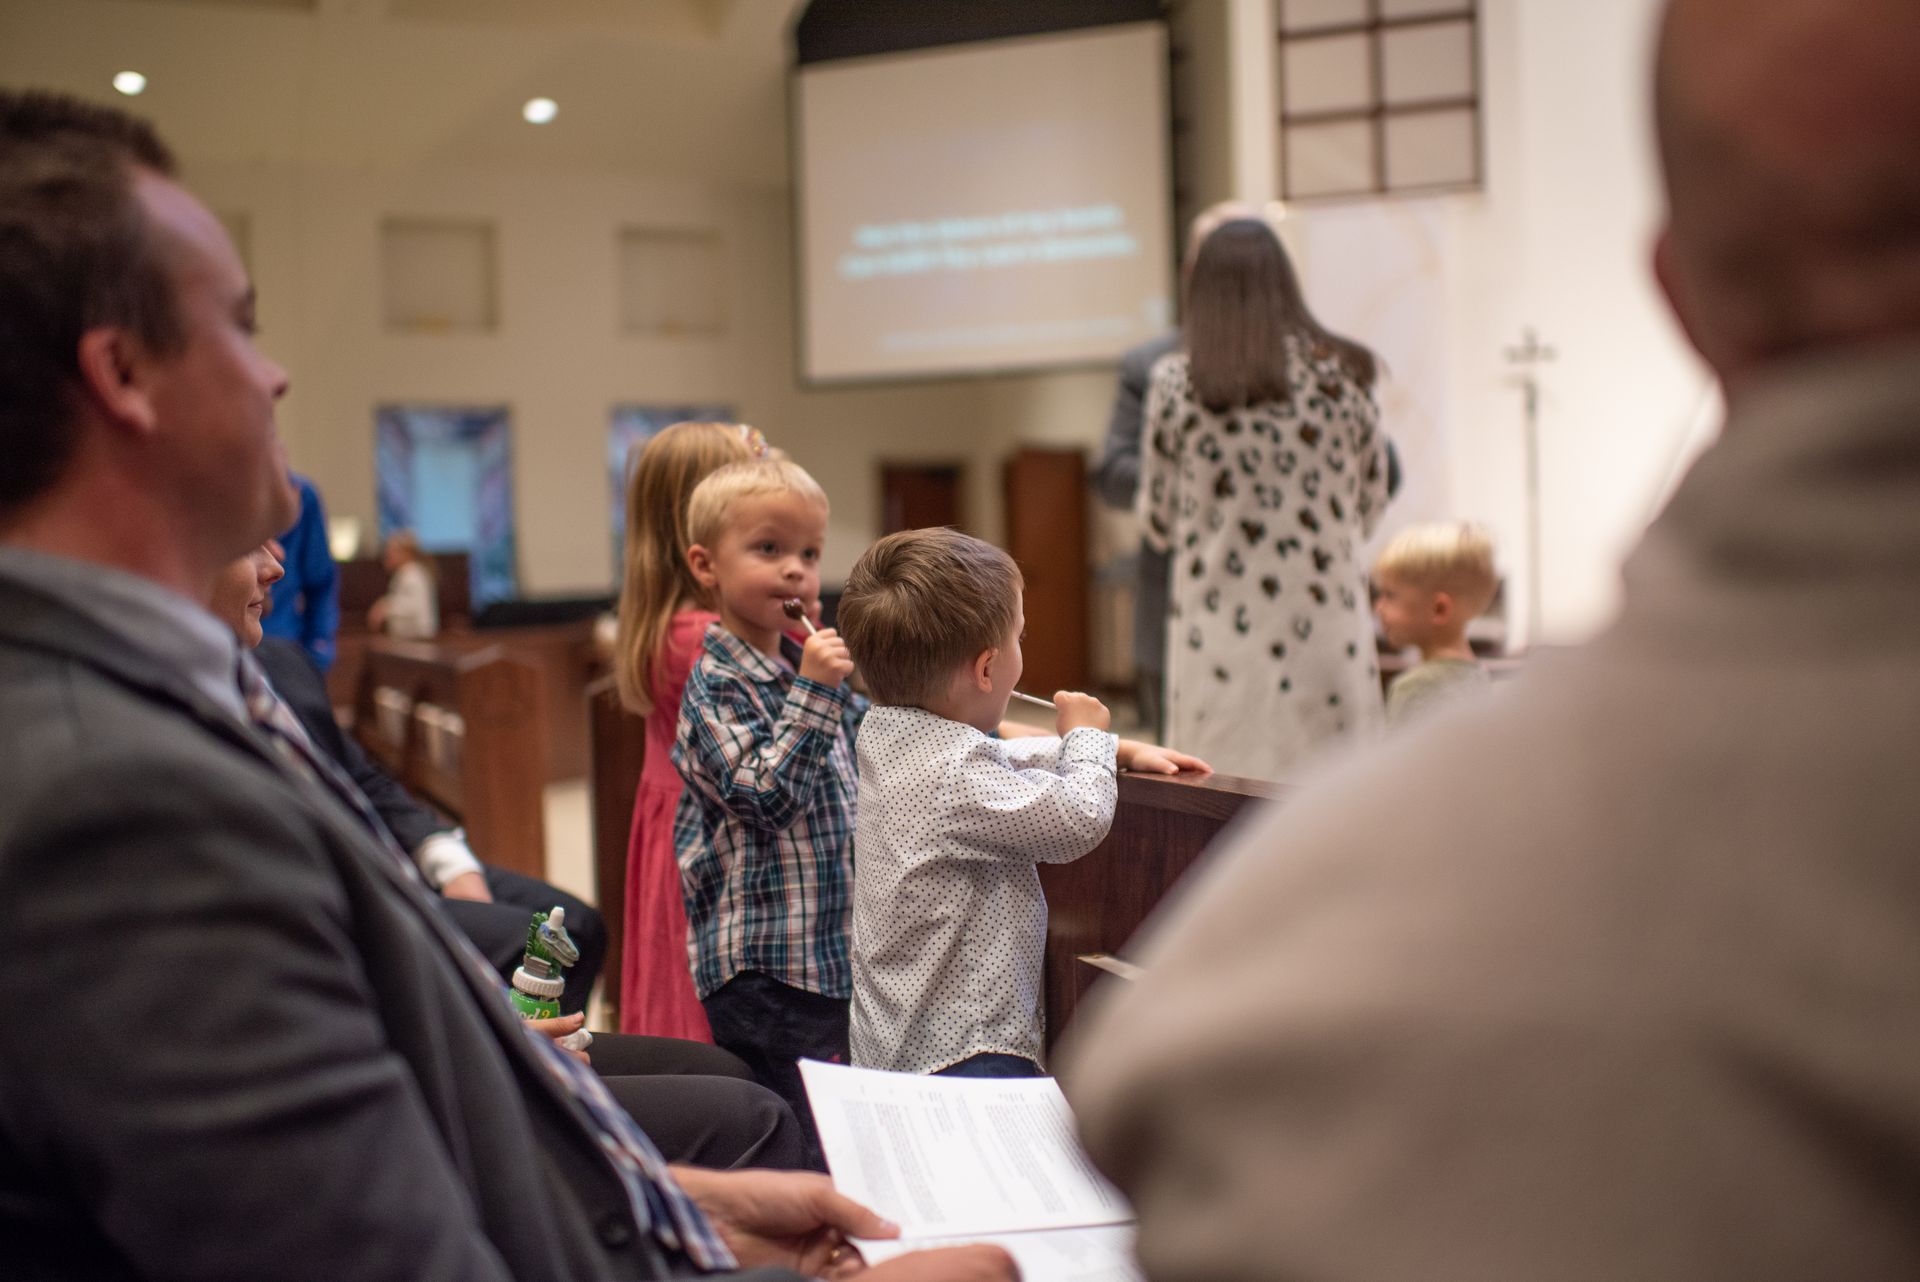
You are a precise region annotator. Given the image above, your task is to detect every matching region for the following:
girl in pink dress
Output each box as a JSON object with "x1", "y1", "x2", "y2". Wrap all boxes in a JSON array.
[{"x1": 613, "y1": 421, "x2": 766, "y2": 1038}]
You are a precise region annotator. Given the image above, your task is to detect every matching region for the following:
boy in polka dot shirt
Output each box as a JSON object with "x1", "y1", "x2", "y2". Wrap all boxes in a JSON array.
[{"x1": 838, "y1": 528, "x2": 1209, "y2": 1077}]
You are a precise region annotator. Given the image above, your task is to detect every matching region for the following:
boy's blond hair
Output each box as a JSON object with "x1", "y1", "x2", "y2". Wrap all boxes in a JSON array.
[
  {"x1": 839, "y1": 528, "x2": 1023, "y2": 707},
  {"x1": 686, "y1": 457, "x2": 829, "y2": 549},
  {"x1": 1374, "y1": 521, "x2": 1499, "y2": 618}
]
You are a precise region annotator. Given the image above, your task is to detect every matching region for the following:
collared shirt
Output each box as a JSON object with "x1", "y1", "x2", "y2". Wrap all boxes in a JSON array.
[
  {"x1": 849, "y1": 705, "x2": 1118, "y2": 1074},
  {"x1": 0, "y1": 545, "x2": 242, "y2": 719},
  {"x1": 673, "y1": 624, "x2": 866, "y2": 999}
]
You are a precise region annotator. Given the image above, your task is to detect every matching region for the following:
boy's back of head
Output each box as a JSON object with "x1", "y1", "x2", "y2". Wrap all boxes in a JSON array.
[
  {"x1": 1374, "y1": 522, "x2": 1499, "y2": 620},
  {"x1": 839, "y1": 528, "x2": 1022, "y2": 707}
]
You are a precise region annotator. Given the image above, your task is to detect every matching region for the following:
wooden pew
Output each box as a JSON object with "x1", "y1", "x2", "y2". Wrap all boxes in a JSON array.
[
  {"x1": 329, "y1": 551, "x2": 472, "y2": 712},
  {"x1": 1040, "y1": 770, "x2": 1287, "y2": 1053},
  {"x1": 587, "y1": 675, "x2": 648, "y2": 1029},
  {"x1": 351, "y1": 639, "x2": 549, "y2": 881}
]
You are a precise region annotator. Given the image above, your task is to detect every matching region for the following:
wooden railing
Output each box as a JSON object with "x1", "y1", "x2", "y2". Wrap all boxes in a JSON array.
[
  {"x1": 1040, "y1": 770, "x2": 1287, "y2": 1051},
  {"x1": 582, "y1": 682, "x2": 1287, "y2": 1048},
  {"x1": 351, "y1": 639, "x2": 549, "y2": 880},
  {"x1": 587, "y1": 675, "x2": 648, "y2": 1029}
]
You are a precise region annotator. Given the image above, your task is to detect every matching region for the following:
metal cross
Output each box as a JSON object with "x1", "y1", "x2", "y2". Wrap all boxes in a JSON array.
[{"x1": 1503, "y1": 327, "x2": 1557, "y2": 644}]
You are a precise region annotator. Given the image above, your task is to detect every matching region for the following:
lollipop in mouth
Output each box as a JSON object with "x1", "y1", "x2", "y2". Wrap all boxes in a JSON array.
[{"x1": 781, "y1": 598, "x2": 817, "y2": 635}]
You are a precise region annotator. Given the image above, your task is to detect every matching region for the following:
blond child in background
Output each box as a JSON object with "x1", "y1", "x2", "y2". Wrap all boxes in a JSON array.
[
  {"x1": 1372, "y1": 521, "x2": 1499, "y2": 725},
  {"x1": 612, "y1": 421, "x2": 767, "y2": 1040},
  {"x1": 838, "y1": 528, "x2": 1209, "y2": 1079},
  {"x1": 672, "y1": 457, "x2": 863, "y2": 1164}
]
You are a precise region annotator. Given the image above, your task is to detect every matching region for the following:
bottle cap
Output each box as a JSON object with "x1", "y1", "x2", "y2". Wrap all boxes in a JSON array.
[{"x1": 511, "y1": 955, "x2": 565, "y2": 1000}]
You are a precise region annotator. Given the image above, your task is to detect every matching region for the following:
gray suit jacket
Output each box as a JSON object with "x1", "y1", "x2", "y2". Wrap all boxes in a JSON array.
[{"x1": 0, "y1": 576, "x2": 792, "y2": 1281}]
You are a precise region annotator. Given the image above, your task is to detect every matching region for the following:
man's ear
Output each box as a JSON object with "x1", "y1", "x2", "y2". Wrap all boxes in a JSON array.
[
  {"x1": 687, "y1": 543, "x2": 719, "y2": 591},
  {"x1": 74, "y1": 327, "x2": 161, "y2": 436},
  {"x1": 1431, "y1": 590, "x2": 1456, "y2": 624},
  {"x1": 971, "y1": 646, "x2": 999, "y2": 694}
]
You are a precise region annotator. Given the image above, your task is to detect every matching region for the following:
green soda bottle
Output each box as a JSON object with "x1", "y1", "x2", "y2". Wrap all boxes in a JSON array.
[{"x1": 508, "y1": 906, "x2": 582, "y2": 1021}]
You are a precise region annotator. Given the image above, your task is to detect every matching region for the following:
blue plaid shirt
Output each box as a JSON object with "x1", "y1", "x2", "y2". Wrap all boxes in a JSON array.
[{"x1": 674, "y1": 625, "x2": 866, "y2": 1000}]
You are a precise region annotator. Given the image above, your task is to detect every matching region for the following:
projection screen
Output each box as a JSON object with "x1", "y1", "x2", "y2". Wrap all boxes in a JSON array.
[{"x1": 795, "y1": 23, "x2": 1173, "y2": 383}]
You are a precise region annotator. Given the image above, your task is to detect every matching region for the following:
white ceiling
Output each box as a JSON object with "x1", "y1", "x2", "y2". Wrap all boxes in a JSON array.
[{"x1": 0, "y1": 0, "x2": 804, "y2": 183}]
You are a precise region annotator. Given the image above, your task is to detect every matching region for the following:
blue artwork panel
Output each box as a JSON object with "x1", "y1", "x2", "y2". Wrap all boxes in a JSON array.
[
  {"x1": 607, "y1": 405, "x2": 733, "y2": 581},
  {"x1": 375, "y1": 404, "x2": 517, "y2": 606}
]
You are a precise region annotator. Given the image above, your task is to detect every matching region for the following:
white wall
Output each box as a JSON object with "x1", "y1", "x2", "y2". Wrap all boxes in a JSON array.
[
  {"x1": 1263, "y1": 0, "x2": 1715, "y2": 645},
  {"x1": 194, "y1": 158, "x2": 1116, "y2": 595},
  {"x1": 33, "y1": 0, "x2": 1715, "y2": 651}
]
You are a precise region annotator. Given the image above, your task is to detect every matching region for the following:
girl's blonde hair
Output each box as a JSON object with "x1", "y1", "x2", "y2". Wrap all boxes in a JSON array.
[{"x1": 614, "y1": 422, "x2": 762, "y2": 714}]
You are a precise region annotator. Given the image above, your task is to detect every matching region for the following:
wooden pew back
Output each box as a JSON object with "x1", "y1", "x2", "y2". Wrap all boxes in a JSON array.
[
  {"x1": 352, "y1": 639, "x2": 549, "y2": 880},
  {"x1": 587, "y1": 675, "x2": 648, "y2": 1029},
  {"x1": 1040, "y1": 770, "x2": 1287, "y2": 1052}
]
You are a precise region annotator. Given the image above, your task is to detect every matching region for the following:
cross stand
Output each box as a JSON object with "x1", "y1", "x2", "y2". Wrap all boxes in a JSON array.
[{"x1": 1503, "y1": 327, "x2": 1557, "y2": 645}]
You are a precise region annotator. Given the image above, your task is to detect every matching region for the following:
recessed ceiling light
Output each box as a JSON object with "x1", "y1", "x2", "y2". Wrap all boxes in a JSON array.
[
  {"x1": 522, "y1": 97, "x2": 557, "y2": 125},
  {"x1": 112, "y1": 71, "x2": 147, "y2": 96}
]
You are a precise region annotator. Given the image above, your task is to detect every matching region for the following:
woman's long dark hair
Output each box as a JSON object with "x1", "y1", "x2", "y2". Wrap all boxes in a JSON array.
[{"x1": 1183, "y1": 218, "x2": 1377, "y2": 413}]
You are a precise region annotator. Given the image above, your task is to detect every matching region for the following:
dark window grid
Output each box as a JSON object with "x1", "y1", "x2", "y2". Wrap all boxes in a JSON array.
[
  {"x1": 1276, "y1": 0, "x2": 1473, "y2": 40},
  {"x1": 1276, "y1": 0, "x2": 1482, "y2": 200},
  {"x1": 1281, "y1": 104, "x2": 1485, "y2": 198}
]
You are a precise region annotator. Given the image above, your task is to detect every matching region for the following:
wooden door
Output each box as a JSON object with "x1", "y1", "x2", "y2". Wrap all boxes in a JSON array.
[
  {"x1": 1004, "y1": 448, "x2": 1089, "y2": 696},
  {"x1": 879, "y1": 464, "x2": 963, "y2": 535}
]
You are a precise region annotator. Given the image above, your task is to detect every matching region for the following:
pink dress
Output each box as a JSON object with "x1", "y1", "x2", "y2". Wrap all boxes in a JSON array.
[{"x1": 617, "y1": 609, "x2": 717, "y2": 1040}]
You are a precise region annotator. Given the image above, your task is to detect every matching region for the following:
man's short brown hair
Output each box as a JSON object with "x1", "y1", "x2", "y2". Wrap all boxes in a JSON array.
[
  {"x1": 0, "y1": 91, "x2": 181, "y2": 514},
  {"x1": 839, "y1": 528, "x2": 1024, "y2": 707}
]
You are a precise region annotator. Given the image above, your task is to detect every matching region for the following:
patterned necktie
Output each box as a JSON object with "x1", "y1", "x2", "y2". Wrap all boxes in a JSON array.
[{"x1": 234, "y1": 652, "x2": 735, "y2": 1271}]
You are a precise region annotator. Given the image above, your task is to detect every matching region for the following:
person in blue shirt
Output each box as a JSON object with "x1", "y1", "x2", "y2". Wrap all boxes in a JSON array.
[{"x1": 262, "y1": 473, "x2": 340, "y2": 670}]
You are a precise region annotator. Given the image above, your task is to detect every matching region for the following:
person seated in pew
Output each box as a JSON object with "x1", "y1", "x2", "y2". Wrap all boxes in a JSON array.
[
  {"x1": 229, "y1": 539, "x2": 610, "y2": 1014},
  {"x1": 210, "y1": 540, "x2": 807, "y2": 1170},
  {"x1": 0, "y1": 86, "x2": 1013, "y2": 1281},
  {"x1": 837, "y1": 528, "x2": 1208, "y2": 1079},
  {"x1": 368, "y1": 527, "x2": 439, "y2": 639},
  {"x1": 1369, "y1": 521, "x2": 1499, "y2": 726}
]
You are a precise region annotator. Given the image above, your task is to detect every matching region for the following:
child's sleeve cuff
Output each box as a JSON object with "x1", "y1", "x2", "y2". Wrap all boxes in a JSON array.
[
  {"x1": 786, "y1": 675, "x2": 850, "y2": 733},
  {"x1": 1060, "y1": 727, "x2": 1119, "y2": 772}
]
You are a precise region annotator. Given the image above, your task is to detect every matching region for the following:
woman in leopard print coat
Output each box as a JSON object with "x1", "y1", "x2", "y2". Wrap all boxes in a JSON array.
[{"x1": 1137, "y1": 218, "x2": 1394, "y2": 781}]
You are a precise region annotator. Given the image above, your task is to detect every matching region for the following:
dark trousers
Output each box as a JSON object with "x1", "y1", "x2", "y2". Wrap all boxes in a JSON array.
[
  {"x1": 440, "y1": 865, "x2": 607, "y2": 1015},
  {"x1": 703, "y1": 971, "x2": 848, "y2": 1171},
  {"x1": 590, "y1": 1034, "x2": 804, "y2": 1170},
  {"x1": 935, "y1": 1053, "x2": 1045, "y2": 1078},
  {"x1": 597, "y1": 1073, "x2": 805, "y2": 1170}
]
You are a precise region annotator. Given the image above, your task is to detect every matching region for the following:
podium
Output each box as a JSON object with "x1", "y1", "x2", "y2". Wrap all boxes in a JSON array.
[{"x1": 1041, "y1": 770, "x2": 1287, "y2": 1052}]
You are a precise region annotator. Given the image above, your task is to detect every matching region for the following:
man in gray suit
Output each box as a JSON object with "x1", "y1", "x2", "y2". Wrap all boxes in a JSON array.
[
  {"x1": 1066, "y1": 0, "x2": 1920, "y2": 1278},
  {"x1": 0, "y1": 92, "x2": 1009, "y2": 1282}
]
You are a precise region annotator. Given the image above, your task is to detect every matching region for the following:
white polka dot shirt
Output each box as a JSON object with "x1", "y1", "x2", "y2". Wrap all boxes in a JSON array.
[{"x1": 849, "y1": 705, "x2": 1118, "y2": 1074}]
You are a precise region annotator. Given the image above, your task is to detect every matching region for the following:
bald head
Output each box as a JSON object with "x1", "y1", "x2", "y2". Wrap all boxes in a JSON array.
[{"x1": 1654, "y1": 0, "x2": 1920, "y2": 382}]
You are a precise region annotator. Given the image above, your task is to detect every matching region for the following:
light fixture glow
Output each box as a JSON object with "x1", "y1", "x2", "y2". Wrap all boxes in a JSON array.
[
  {"x1": 112, "y1": 71, "x2": 147, "y2": 96},
  {"x1": 522, "y1": 97, "x2": 557, "y2": 125}
]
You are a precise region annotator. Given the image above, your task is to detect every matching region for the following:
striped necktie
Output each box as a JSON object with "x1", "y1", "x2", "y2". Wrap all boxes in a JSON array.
[{"x1": 233, "y1": 652, "x2": 736, "y2": 1271}]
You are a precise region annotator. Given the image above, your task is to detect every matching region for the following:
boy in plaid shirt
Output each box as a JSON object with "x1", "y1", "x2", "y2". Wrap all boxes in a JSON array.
[{"x1": 672, "y1": 458, "x2": 864, "y2": 1164}]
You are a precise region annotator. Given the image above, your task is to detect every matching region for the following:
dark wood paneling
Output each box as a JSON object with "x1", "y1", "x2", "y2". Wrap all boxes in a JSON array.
[
  {"x1": 1040, "y1": 770, "x2": 1286, "y2": 1051},
  {"x1": 350, "y1": 640, "x2": 548, "y2": 880},
  {"x1": 587, "y1": 675, "x2": 648, "y2": 1030}
]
